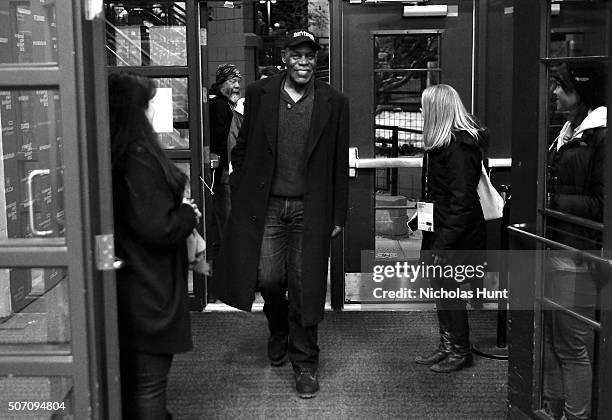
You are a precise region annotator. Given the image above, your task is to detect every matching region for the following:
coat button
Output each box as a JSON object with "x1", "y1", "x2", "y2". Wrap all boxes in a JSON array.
[{"x1": 251, "y1": 215, "x2": 257, "y2": 222}]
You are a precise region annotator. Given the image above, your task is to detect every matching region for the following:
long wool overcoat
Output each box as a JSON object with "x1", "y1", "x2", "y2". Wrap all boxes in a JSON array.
[{"x1": 212, "y1": 72, "x2": 349, "y2": 327}]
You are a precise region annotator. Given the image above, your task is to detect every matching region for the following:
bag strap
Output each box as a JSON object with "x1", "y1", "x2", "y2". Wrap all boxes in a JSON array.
[{"x1": 423, "y1": 152, "x2": 430, "y2": 200}]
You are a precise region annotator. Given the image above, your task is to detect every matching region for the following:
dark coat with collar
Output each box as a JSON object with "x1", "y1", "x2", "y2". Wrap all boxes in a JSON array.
[
  {"x1": 420, "y1": 131, "x2": 487, "y2": 266},
  {"x1": 547, "y1": 125, "x2": 606, "y2": 250},
  {"x1": 113, "y1": 146, "x2": 197, "y2": 354},
  {"x1": 209, "y1": 85, "x2": 234, "y2": 172},
  {"x1": 212, "y1": 72, "x2": 349, "y2": 327}
]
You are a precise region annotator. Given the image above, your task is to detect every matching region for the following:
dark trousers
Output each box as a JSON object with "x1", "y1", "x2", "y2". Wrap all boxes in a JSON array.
[
  {"x1": 543, "y1": 269, "x2": 596, "y2": 420},
  {"x1": 120, "y1": 350, "x2": 174, "y2": 420},
  {"x1": 257, "y1": 196, "x2": 319, "y2": 371},
  {"x1": 431, "y1": 277, "x2": 470, "y2": 356}
]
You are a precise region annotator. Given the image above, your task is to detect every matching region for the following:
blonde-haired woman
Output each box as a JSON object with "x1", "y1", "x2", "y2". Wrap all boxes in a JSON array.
[{"x1": 414, "y1": 84, "x2": 488, "y2": 373}]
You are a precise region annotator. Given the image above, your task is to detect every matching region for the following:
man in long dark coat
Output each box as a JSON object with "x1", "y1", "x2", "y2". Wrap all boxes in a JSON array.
[{"x1": 212, "y1": 29, "x2": 349, "y2": 398}]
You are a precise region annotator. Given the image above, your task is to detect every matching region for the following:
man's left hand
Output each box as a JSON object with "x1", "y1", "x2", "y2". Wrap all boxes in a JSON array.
[{"x1": 331, "y1": 225, "x2": 342, "y2": 239}]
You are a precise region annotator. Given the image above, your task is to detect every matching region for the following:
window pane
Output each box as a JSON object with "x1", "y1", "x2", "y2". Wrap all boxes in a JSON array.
[
  {"x1": 0, "y1": 89, "x2": 65, "y2": 239},
  {"x1": 152, "y1": 78, "x2": 189, "y2": 149},
  {"x1": 373, "y1": 33, "x2": 440, "y2": 155},
  {"x1": 0, "y1": 1, "x2": 59, "y2": 64},
  {"x1": 549, "y1": 0, "x2": 608, "y2": 58},
  {"x1": 544, "y1": 61, "x2": 607, "y2": 230},
  {"x1": 0, "y1": 268, "x2": 70, "y2": 347},
  {"x1": 375, "y1": 108, "x2": 423, "y2": 155},
  {"x1": 374, "y1": 34, "x2": 440, "y2": 70},
  {"x1": 375, "y1": 70, "x2": 439, "y2": 108},
  {"x1": 105, "y1": 2, "x2": 187, "y2": 67}
]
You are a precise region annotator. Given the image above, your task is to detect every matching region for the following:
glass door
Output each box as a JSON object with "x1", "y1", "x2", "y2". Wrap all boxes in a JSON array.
[
  {"x1": 104, "y1": 0, "x2": 206, "y2": 309},
  {"x1": 508, "y1": 1, "x2": 612, "y2": 418},
  {"x1": 0, "y1": 0, "x2": 120, "y2": 418},
  {"x1": 339, "y1": 0, "x2": 482, "y2": 306}
]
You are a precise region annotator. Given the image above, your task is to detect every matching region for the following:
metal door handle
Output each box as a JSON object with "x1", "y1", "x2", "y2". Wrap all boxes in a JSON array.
[
  {"x1": 27, "y1": 169, "x2": 53, "y2": 237},
  {"x1": 348, "y1": 147, "x2": 512, "y2": 177}
]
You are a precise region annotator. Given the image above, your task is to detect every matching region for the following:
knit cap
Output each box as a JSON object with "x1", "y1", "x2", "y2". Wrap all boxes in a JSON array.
[{"x1": 216, "y1": 64, "x2": 241, "y2": 85}]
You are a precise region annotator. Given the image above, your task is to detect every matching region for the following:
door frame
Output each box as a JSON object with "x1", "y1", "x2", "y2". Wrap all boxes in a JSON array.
[
  {"x1": 508, "y1": 0, "x2": 612, "y2": 418},
  {"x1": 0, "y1": 0, "x2": 121, "y2": 418},
  {"x1": 330, "y1": 0, "x2": 479, "y2": 309},
  {"x1": 104, "y1": 0, "x2": 206, "y2": 311}
]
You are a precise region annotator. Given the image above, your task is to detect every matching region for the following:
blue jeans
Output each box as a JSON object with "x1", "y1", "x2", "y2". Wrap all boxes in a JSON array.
[
  {"x1": 257, "y1": 196, "x2": 319, "y2": 371},
  {"x1": 543, "y1": 269, "x2": 596, "y2": 420},
  {"x1": 121, "y1": 350, "x2": 174, "y2": 420}
]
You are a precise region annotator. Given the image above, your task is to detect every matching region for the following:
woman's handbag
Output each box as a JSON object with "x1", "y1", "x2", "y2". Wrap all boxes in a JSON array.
[
  {"x1": 186, "y1": 229, "x2": 210, "y2": 274},
  {"x1": 477, "y1": 163, "x2": 504, "y2": 220}
]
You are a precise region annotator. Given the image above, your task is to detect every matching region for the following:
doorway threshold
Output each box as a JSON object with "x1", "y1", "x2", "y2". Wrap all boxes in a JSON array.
[{"x1": 204, "y1": 302, "x2": 498, "y2": 312}]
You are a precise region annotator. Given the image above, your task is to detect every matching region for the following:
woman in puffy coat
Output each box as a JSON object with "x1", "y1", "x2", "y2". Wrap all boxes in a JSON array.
[
  {"x1": 543, "y1": 62, "x2": 605, "y2": 420},
  {"x1": 414, "y1": 84, "x2": 488, "y2": 373},
  {"x1": 109, "y1": 71, "x2": 200, "y2": 420}
]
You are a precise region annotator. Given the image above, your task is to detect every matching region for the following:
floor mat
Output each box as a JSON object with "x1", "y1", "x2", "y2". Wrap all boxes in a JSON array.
[{"x1": 168, "y1": 310, "x2": 508, "y2": 420}]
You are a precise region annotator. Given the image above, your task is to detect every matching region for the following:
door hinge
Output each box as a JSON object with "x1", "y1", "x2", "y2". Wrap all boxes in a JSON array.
[{"x1": 95, "y1": 234, "x2": 117, "y2": 271}]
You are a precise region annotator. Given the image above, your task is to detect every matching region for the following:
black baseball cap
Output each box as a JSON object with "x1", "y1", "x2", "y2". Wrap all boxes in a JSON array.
[
  {"x1": 283, "y1": 29, "x2": 321, "y2": 50},
  {"x1": 552, "y1": 62, "x2": 605, "y2": 109}
]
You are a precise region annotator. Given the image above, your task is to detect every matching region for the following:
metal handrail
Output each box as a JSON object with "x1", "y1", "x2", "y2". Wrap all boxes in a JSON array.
[
  {"x1": 349, "y1": 147, "x2": 513, "y2": 170},
  {"x1": 507, "y1": 225, "x2": 611, "y2": 266},
  {"x1": 356, "y1": 157, "x2": 423, "y2": 168},
  {"x1": 540, "y1": 208, "x2": 604, "y2": 232},
  {"x1": 538, "y1": 297, "x2": 601, "y2": 330}
]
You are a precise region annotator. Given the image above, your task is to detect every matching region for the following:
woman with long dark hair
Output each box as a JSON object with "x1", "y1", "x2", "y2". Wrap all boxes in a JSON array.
[
  {"x1": 542, "y1": 62, "x2": 605, "y2": 420},
  {"x1": 414, "y1": 84, "x2": 488, "y2": 373},
  {"x1": 109, "y1": 71, "x2": 200, "y2": 419}
]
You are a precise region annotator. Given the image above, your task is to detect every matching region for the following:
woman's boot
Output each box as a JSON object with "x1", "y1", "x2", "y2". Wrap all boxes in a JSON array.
[
  {"x1": 415, "y1": 308, "x2": 453, "y2": 365},
  {"x1": 430, "y1": 308, "x2": 472, "y2": 373}
]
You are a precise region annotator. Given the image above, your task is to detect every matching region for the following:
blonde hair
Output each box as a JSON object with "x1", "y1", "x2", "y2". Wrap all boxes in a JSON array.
[{"x1": 421, "y1": 84, "x2": 480, "y2": 150}]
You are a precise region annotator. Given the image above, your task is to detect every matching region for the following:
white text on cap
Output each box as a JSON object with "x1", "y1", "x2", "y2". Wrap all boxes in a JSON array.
[{"x1": 292, "y1": 31, "x2": 315, "y2": 41}]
